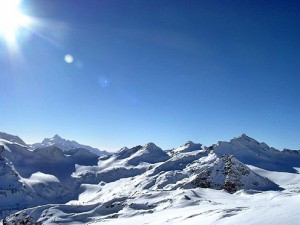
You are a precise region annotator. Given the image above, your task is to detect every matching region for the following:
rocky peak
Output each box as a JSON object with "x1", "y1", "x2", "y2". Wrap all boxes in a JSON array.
[{"x1": 189, "y1": 154, "x2": 280, "y2": 193}]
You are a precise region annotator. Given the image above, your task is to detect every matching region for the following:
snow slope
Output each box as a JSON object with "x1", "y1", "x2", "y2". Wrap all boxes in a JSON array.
[{"x1": 0, "y1": 147, "x2": 33, "y2": 218}]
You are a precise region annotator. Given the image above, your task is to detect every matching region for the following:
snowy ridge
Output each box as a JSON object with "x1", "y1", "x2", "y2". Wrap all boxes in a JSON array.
[
  {"x1": 0, "y1": 132, "x2": 27, "y2": 147},
  {"x1": 171, "y1": 141, "x2": 203, "y2": 154},
  {"x1": 1, "y1": 132, "x2": 300, "y2": 224},
  {"x1": 73, "y1": 143, "x2": 169, "y2": 184}
]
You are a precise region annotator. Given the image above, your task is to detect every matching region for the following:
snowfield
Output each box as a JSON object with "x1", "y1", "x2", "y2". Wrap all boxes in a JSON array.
[{"x1": 1, "y1": 132, "x2": 300, "y2": 224}]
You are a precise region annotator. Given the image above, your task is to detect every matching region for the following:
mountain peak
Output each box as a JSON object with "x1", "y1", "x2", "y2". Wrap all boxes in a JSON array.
[
  {"x1": 118, "y1": 146, "x2": 129, "y2": 152},
  {"x1": 144, "y1": 142, "x2": 160, "y2": 150},
  {"x1": 173, "y1": 141, "x2": 202, "y2": 153},
  {"x1": 126, "y1": 143, "x2": 169, "y2": 166},
  {"x1": 41, "y1": 135, "x2": 64, "y2": 144},
  {"x1": 232, "y1": 133, "x2": 257, "y2": 143},
  {"x1": 185, "y1": 140, "x2": 195, "y2": 145},
  {"x1": 33, "y1": 135, "x2": 108, "y2": 156},
  {"x1": 239, "y1": 133, "x2": 251, "y2": 139},
  {"x1": 53, "y1": 134, "x2": 62, "y2": 139}
]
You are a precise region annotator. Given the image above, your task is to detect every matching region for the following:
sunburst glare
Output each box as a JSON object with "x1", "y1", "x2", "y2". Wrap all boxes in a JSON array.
[{"x1": 0, "y1": 0, "x2": 32, "y2": 45}]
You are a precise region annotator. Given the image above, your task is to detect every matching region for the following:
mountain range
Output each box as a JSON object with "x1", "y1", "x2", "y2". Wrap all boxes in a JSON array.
[
  {"x1": 0, "y1": 131, "x2": 299, "y2": 224},
  {"x1": 0, "y1": 132, "x2": 108, "y2": 156}
]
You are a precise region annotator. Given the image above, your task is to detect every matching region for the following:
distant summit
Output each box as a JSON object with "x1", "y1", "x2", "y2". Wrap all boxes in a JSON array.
[{"x1": 32, "y1": 134, "x2": 108, "y2": 156}]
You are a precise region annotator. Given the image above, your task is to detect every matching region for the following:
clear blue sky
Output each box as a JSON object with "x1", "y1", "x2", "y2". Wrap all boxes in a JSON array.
[{"x1": 0, "y1": 0, "x2": 299, "y2": 151}]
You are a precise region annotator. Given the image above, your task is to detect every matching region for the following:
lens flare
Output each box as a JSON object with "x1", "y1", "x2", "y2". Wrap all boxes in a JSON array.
[{"x1": 64, "y1": 54, "x2": 74, "y2": 64}]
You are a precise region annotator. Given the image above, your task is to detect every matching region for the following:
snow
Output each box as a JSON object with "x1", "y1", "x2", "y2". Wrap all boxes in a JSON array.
[
  {"x1": 100, "y1": 191, "x2": 300, "y2": 225},
  {"x1": 27, "y1": 172, "x2": 60, "y2": 183},
  {"x1": 1, "y1": 132, "x2": 300, "y2": 224},
  {"x1": 5, "y1": 187, "x2": 300, "y2": 225}
]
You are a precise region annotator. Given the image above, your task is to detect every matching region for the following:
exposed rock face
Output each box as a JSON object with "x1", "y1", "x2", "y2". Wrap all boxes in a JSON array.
[
  {"x1": 189, "y1": 155, "x2": 279, "y2": 193},
  {"x1": 0, "y1": 145, "x2": 4, "y2": 157}
]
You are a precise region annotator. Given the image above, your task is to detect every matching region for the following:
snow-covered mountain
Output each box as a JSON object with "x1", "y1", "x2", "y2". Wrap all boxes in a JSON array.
[
  {"x1": 31, "y1": 134, "x2": 109, "y2": 156},
  {"x1": 0, "y1": 134, "x2": 100, "y2": 219},
  {"x1": 1, "y1": 132, "x2": 300, "y2": 224},
  {"x1": 212, "y1": 133, "x2": 300, "y2": 173}
]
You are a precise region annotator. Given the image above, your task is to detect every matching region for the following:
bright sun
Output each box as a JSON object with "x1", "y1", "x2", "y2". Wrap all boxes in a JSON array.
[{"x1": 0, "y1": 0, "x2": 31, "y2": 44}]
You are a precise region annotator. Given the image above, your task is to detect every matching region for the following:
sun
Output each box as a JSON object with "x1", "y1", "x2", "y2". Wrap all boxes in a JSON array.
[{"x1": 0, "y1": 0, "x2": 31, "y2": 44}]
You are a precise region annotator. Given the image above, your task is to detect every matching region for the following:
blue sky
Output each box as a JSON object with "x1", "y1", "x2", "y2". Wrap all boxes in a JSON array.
[{"x1": 0, "y1": 0, "x2": 299, "y2": 151}]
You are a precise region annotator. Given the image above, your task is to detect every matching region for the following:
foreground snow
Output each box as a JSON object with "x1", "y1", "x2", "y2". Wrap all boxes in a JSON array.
[
  {"x1": 5, "y1": 183, "x2": 300, "y2": 225},
  {"x1": 94, "y1": 189, "x2": 300, "y2": 225},
  {"x1": 94, "y1": 168, "x2": 300, "y2": 225}
]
